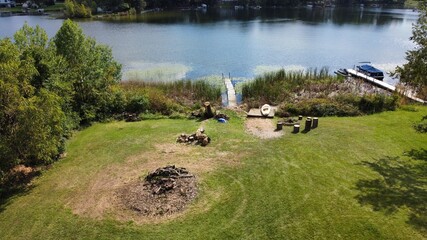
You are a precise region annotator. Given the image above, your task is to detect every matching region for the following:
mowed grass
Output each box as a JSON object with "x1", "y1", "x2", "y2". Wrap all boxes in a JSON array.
[{"x1": 0, "y1": 107, "x2": 426, "y2": 239}]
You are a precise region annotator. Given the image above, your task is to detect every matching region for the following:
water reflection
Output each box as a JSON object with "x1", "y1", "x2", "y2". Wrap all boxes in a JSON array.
[{"x1": 99, "y1": 7, "x2": 418, "y2": 27}]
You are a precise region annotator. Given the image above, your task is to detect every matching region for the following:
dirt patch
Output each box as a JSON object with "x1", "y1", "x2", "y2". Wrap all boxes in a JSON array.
[
  {"x1": 245, "y1": 118, "x2": 284, "y2": 139},
  {"x1": 67, "y1": 142, "x2": 242, "y2": 224},
  {"x1": 117, "y1": 166, "x2": 197, "y2": 216}
]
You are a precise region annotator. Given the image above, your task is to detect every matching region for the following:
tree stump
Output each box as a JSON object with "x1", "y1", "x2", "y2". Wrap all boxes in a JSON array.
[
  {"x1": 293, "y1": 124, "x2": 300, "y2": 133},
  {"x1": 276, "y1": 122, "x2": 283, "y2": 130},
  {"x1": 298, "y1": 115, "x2": 303, "y2": 120},
  {"x1": 304, "y1": 119, "x2": 312, "y2": 131},
  {"x1": 203, "y1": 102, "x2": 215, "y2": 119},
  {"x1": 312, "y1": 117, "x2": 319, "y2": 128}
]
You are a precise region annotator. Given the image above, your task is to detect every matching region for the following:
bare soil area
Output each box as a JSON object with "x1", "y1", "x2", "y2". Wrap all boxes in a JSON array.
[
  {"x1": 67, "y1": 140, "x2": 242, "y2": 224},
  {"x1": 117, "y1": 166, "x2": 197, "y2": 216},
  {"x1": 245, "y1": 118, "x2": 284, "y2": 139}
]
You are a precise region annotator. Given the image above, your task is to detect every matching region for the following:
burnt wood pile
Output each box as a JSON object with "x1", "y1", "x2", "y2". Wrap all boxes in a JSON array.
[
  {"x1": 144, "y1": 165, "x2": 194, "y2": 195},
  {"x1": 118, "y1": 165, "x2": 198, "y2": 216}
]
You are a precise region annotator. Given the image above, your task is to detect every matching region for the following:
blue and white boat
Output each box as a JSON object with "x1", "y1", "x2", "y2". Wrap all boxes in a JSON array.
[{"x1": 356, "y1": 64, "x2": 384, "y2": 80}]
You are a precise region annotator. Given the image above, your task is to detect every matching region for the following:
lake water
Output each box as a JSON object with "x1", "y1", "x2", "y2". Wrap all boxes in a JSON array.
[{"x1": 0, "y1": 7, "x2": 418, "y2": 84}]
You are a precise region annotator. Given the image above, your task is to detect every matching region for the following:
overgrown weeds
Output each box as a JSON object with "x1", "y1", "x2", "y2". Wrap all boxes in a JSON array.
[
  {"x1": 119, "y1": 79, "x2": 221, "y2": 116},
  {"x1": 243, "y1": 68, "x2": 399, "y2": 116},
  {"x1": 242, "y1": 67, "x2": 338, "y2": 105}
]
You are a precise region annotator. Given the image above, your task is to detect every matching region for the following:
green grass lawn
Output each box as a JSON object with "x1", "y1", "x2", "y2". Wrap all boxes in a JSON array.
[{"x1": 0, "y1": 107, "x2": 426, "y2": 239}]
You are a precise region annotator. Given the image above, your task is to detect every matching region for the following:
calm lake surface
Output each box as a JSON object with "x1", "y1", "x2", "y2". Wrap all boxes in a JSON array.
[{"x1": 0, "y1": 7, "x2": 418, "y2": 84}]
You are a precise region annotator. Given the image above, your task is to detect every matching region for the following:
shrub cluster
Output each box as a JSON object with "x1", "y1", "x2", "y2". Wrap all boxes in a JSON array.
[
  {"x1": 65, "y1": 0, "x2": 92, "y2": 18},
  {"x1": 277, "y1": 94, "x2": 398, "y2": 117},
  {"x1": 413, "y1": 115, "x2": 427, "y2": 133}
]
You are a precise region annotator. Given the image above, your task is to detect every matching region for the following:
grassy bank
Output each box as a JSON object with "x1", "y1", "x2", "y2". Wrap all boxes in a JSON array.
[{"x1": 0, "y1": 106, "x2": 426, "y2": 239}]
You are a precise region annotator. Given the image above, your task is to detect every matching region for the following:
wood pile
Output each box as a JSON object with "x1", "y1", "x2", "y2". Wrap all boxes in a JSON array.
[
  {"x1": 117, "y1": 166, "x2": 197, "y2": 216},
  {"x1": 124, "y1": 113, "x2": 141, "y2": 122},
  {"x1": 176, "y1": 128, "x2": 210, "y2": 146},
  {"x1": 144, "y1": 165, "x2": 194, "y2": 195}
]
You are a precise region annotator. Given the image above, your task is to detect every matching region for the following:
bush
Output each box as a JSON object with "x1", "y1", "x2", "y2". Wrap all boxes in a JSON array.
[
  {"x1": 278, "y1": 94, "x2": 398, "y2": 117},
  {"x1": 65, "y1": 0, "x2": 92, "y2": 18},
  {"x1": 414, "y1": 115, "x2": 427, "y2": 133},
  {"x1": 126, "y1": 95, "x2": 150, "y2": 114},
  {"x1": 278, "y1": 98, "x2": 361, "y2": 117},
  {"x1": 358, "y1": 94, "x2": 398, "y2": 114}
]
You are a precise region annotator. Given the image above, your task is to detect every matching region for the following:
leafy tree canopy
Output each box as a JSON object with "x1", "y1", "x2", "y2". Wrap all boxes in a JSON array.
[
  {"x1": 0, "y1": 21, "x2": 122, "y2": 190},
  {"x1": 396, "y1": 2, "x2": 427, "y2": 99}
]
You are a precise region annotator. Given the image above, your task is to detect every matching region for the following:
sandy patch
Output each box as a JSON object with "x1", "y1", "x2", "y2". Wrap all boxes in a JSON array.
[{"x1": 245, "y1": 118, "x2": 284, "y2": 139}]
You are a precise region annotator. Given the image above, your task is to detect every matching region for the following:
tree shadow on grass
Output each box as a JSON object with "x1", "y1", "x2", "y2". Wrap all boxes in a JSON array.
[
  {"x1": 356, "y1": 149, "x2": 427, "y2": 233},
  {"x1": 0, "y1": 169, "x2": 39, "y2": 213}
]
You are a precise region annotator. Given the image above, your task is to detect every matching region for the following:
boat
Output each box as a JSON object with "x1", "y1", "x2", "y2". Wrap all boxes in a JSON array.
[
  {"x1": 260, "y1": 104, "x2": 271, "y2": 117},
  {"x1": 356, "y1": 64, "x2": 384, "y2": 80}
]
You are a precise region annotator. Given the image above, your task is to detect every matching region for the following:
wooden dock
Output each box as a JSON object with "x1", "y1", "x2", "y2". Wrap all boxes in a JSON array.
[
  {"x1": 346, "y1": 69, "x2": 426, "y2": 104},
  {"x1": 224, "y1": 78, "x2": 237, "y2": 107},
  {"x1": 246, "y1": 108, "x2": 275, "y2": 118}
]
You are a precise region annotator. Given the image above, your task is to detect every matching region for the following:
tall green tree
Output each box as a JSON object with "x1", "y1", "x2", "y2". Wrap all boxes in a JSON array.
[
  {"x1": 53, "y1": 19, "x2": 122, "y2": 124},
  {"x1": 1, "y1": 21, "x2": 124, "y2": 192},
  {"x1": 14, "y1": 23, "x2": 52, "y2": 91},
  {"x1": 0, "y1": 38, "x2": 65, "y2": 178},
  {"x1": 396, "y1": 2, "x2": 427, "y2": 99}
]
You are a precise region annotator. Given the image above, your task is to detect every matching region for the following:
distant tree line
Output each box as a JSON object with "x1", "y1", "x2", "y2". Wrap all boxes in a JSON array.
[
  {"x1": 60, "y1": 0, "x2": 408, "y2": 18},
  {"x1": 143, "y1": 0, "x2": 406, "y2": 9}
]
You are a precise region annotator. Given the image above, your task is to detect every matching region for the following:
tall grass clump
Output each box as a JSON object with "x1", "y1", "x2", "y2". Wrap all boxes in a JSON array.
[
  {"x1": 242, "y1": 67, "x2": 339, "y2": 106},
  {"x1": 119, "y1": 79, "x2": 221, "y2": 115}
]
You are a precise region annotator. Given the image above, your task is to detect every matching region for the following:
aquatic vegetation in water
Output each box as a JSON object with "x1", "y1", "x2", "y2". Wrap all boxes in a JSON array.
[
  {"x1": 124, "y1": 62, "x2": 192, "y2": 82},
  {"x1": 253, "y1": 64, "x2": 306, "y2": 76}
]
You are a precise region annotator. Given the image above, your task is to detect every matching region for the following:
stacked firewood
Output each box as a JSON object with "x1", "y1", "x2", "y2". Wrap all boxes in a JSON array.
[
  {"x1": 144, "y1": 165, "x2": 194, "y2": 195},
  {"x1": 176, "y1": 128, "x2": 210, "y2": 146}
]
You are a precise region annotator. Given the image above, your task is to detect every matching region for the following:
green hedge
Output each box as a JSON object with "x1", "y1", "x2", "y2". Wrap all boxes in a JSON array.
[{"x1": 278, "y1": 94, "x2": 399, "y2": 117}]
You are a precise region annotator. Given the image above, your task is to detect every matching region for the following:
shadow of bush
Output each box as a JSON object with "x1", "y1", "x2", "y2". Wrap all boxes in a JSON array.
[
  {"x1": 0, "y1": 168, "x2": 39, "y2": 213},
  {"x1": 356, "y1": 149, "x2": 427, "y2": 232}
]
